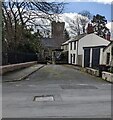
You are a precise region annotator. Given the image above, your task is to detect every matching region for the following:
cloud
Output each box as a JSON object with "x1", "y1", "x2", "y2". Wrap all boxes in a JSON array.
[
  {"x1": 45, "y1": 0, "x2": 112, "y2": 4},
  {"x1": 3, "y1": 0, "x2": 112, "y2": 4}
]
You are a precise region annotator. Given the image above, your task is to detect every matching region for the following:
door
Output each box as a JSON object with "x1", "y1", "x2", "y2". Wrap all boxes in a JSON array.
[
  {"x1": 92, "y1": 48, "x2": 100, "y2": 68},
  {"x1": 73, "y1": 54, "x2": 75, "y2": 63},
  {"x1": 84, "y1": 48, "x2": 90, "y2": 67},
  {"x1": 70, "y1": 54, "x2": 73, "y2": 64}
]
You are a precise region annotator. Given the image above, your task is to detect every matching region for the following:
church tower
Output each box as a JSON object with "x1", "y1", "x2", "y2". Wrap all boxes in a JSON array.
[{"x1": 51, "y1": 21, "x2": 65, "y2": 48}]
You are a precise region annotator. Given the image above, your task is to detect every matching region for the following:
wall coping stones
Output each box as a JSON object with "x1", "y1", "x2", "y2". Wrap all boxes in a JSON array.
[{"x1": 0, "y1": 61, "x2": 37, "y2": 75}]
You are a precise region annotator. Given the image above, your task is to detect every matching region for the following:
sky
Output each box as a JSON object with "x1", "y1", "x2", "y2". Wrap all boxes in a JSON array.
[{"x1": 63, "y1": 2, "x2": 112, "y2": 22}]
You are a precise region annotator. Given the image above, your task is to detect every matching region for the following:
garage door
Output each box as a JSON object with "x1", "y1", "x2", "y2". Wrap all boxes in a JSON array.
[{"x1": 92, "y1": 48, "x2": 100, "y2": 68}]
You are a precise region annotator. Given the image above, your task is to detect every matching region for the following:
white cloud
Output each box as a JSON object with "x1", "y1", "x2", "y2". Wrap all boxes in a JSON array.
[
  {"x1": 44, "y1": 0, "x2": 112, "y2": 4},
  {"x1": 3, "y1": 0, "x2": 112, "y2": 4},
  {"x1": 106, "y1": 22, "x2": 113, "y2": 31},
  {"x1": 106, "y1": 22, "x2": 113, "y2": 40}
]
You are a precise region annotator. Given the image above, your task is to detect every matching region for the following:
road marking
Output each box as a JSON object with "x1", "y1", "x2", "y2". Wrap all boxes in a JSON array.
[
  {"x1": 77, "y1": 84, "x2": 89, "y2": 86},
  {"x1": 15, "y1": 84, "x2": 21, "y2": 87},
  {"x1": 28, "y1": 85, "x2": 36, "y2": 87}
]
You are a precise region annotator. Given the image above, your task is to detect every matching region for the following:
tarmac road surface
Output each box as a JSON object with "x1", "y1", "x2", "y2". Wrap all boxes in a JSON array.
[{"x1": 2, "y1": 64, "x2": 112, "y2": 118}]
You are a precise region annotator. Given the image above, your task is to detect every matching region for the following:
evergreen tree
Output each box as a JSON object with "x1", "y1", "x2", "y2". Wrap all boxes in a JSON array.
[{"x1": 91, "y1": 14, "x2": 110, "y2": 38}]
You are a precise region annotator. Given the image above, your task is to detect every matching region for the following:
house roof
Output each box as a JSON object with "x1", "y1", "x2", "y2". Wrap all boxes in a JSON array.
[
  {"x1": 68, "y1": 34, "x2": 86, "y2": 42},
  {"x1": 61, "y1": 39, "x2": 73, "y2": 45},
  {"x1": 62, "y1": 33, "x2": 111, "y2": 46},
  {"x1": 62, "y1": 34, "x2": 86, "y2": 45},
  {"x1": 40, "y1": 38, "x2": 58, "y2": 48},
  {"x1": 103, "y1": 41, "x2": 113, "y2": 51}
]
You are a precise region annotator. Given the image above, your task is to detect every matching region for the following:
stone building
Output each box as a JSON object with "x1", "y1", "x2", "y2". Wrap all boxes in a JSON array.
[
  {"x1": 51, "y1": 21, "x2": 65, "y2": 48},
  {"x1": 39, "y1": 21, "x2": 66, "y2": 62}
]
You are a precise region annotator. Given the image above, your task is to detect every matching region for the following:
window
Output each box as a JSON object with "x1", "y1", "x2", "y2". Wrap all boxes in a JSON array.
[
  {"x1": 106, "y1": 53, "x2": 110, "y2": 64},
  {"x1": 74, "y1": 41, "x2": 76, "y2": 50},
  {"x1": 73, "y1": 54, "x2": 75, "y2": 63},
  {"x1": 70, "y1": 42, "x2": 72, "y2": 50}
]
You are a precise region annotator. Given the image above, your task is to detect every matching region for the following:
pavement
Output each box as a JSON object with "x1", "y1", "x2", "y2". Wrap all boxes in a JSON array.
[
  {"x1": 2, "y1": 64, "x2": 112, "y2": 118},
  {"x1": 2, "y1": 64, "x2": 45, "y2": 82}
]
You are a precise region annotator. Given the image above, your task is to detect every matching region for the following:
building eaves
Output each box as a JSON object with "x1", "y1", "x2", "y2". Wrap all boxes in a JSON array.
[
  {"x1": 68, "y1": 34, "x2": 86, "y2": 43},
  {"x1": 103, "y1": 41, "x2": 113, "y2": 51}
]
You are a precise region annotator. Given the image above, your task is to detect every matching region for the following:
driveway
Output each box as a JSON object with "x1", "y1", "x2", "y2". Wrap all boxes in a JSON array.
[{"x1": 2, "y1": 65, "x2": 112, "y2": 118}]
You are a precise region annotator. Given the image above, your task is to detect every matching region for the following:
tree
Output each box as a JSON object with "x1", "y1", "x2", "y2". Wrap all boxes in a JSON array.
[
  {"x1": 79, "y1": 10, "x2": 92, "y2": 20},
  {"x1": 68, "y1": 15, "x2": 81, "y2": 36},
  {"x1": 91, "y1": 14, "x2": 110, "y2": 38},
  {"x1": 64, "y1": 29, "x2": 70, "y2": 40},
  {"x1": 68, "y1": 14, "x2": 89, "y2": 36},
  {"x1": 2, "y1": 0, "x2": 64, "y2": 50},
  {"x1": 79, "y1": 10, "x2": 92, "y2": 33},
  {"x1": 2, "y1": 0, "x2": 65, "y2": 64}
]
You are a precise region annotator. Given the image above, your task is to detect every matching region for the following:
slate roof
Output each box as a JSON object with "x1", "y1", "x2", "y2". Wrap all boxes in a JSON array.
[
  {"x1": 40, "y1": 38, "x2": 55, "y2": 48},
  {"x1": 62, "y1": 33, "x2": 111, "y2": 45},
  {"x1": 62, "y1": 34, "x2": 86, "y2": 45},
  {"x1": 68, "y1": 34, "x2": 86, "y2": 42}
]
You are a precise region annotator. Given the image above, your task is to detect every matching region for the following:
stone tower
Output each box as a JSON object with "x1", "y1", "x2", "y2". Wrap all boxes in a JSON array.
[{"x1": 51, "y1": 21, "x2": 65, "y2": 48}]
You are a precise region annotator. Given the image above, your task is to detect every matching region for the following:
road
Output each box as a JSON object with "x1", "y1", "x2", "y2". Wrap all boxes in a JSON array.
[{"x1": 2, "y1": 64, "x2": 112, "y2": 118}]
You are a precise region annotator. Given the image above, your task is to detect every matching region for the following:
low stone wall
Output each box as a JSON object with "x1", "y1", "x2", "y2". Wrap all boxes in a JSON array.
[
  {"x1": 86, "y1": 67, "x2": 99, "y2": 77},
  {"x1": 102, "y1": 71, "x2": 113, "y2": 83},
  {"x1": 0, "y1": 61, "x2": 37, "y2": 75}
]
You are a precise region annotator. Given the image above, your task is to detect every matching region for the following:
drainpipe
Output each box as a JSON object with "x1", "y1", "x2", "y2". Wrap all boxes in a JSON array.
[
  {"x1": 89, "y1": 48, "x2": 93, "y2": 68},
  {"x1": 76, "y1": 41, "x2": 78, "y2": 65},
  {"x1": 110, "y1": 45, "x2": 113, "y2": 72}
]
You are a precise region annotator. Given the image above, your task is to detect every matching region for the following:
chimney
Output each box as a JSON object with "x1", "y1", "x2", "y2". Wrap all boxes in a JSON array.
[
  {"x1": 87, "y1": 23, "x2": 94, "y2": 34},
  {"x1": 105, "y1": 32, "x2": 111, "y2": 41}
]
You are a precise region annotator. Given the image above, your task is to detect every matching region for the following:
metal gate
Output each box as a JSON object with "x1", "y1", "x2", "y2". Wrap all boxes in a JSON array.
[
  {"x1": 84, "y1": 48, "x2": 90, "y2": 67},
  {"x1": 92, "y1": 48, "x2": 100, "y2": 68}
]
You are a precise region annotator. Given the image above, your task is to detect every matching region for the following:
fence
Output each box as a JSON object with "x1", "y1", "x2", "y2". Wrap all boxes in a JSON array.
[{"x1": 2, "y1": 51, "x2": 37, "y2": 65}]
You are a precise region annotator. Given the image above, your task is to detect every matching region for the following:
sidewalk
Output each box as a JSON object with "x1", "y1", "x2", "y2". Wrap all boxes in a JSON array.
[
  {"x1": 65, "y1": 64, "x2": 85, "y2": 72},
  {"x1": 2, "y1": 64, "x2": 45, "y2": 82}
]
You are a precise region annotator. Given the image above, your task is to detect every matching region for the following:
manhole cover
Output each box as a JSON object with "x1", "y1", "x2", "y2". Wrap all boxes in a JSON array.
[
  {"x1": 33, "y1": 95, "x2": 54, "y2": 102},
  {"x1": 60, "y1": 85, "x2": 98, "y2": 89}
]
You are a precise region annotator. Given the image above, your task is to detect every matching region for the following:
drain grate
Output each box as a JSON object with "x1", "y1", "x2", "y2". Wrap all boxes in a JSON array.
[
  {"x1": 33, "y1": 95, "x2": 54, "y2": 102},
  {"x1": 60, "y1": 85, "x2": 98, "y2": 89}
]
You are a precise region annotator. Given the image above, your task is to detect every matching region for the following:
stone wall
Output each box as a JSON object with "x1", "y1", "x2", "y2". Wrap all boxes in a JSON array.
[
  {"x1": 51, "y1": 21, "x2": 66, "y2": 48},
  {"x1": 0, "y1": 61, "x2": 37, "y2": 75}
]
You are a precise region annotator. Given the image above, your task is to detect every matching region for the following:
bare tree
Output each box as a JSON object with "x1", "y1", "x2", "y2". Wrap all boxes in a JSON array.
[
  {"x1": 67, "y1": 13, "x2": 89, "y2": 36},
  {"x1": 79, "y1": 10, "x2": 92, "y2": 33},
  {"x1": 68, "y1": 15, "x2": 83, "y2": 36},
  {"x1": 79, "y1": 10, "x2": 92, "y2": 20},
  {"x1": 2, "y1": 0, "x2": 65, "y2": 46}
]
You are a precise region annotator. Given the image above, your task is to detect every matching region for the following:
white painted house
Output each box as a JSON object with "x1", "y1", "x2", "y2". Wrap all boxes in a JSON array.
[
  {"x1": 61, "y1": 40, "x2": 70, "y2": 52},
  {"x1": 103, "y1": 42, "x2": 113, "y2": 66},
  {"x1": 63, "y1": 33, "x2": 110, "y2": 68}
]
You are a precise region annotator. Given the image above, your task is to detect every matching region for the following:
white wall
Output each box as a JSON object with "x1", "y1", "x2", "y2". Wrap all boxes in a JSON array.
[
  {"x1": 61, "y1": 44, "x2": 68, "y2": 52},
  {"x1": 103, "y1": 44, "x2": 112, "y2": 66},
  {"x1": 68, "y1": 41, "x2": 78, "y2": 64},
  {"x1": 78, "y1": 34, "x2": 110, "y2": 55},
  {"x1": 100, "y1": 48, "x2": 104, "y2": 65},
  {"x1": 78, "y1": 34, "x2": 110, "y2": 67}
]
